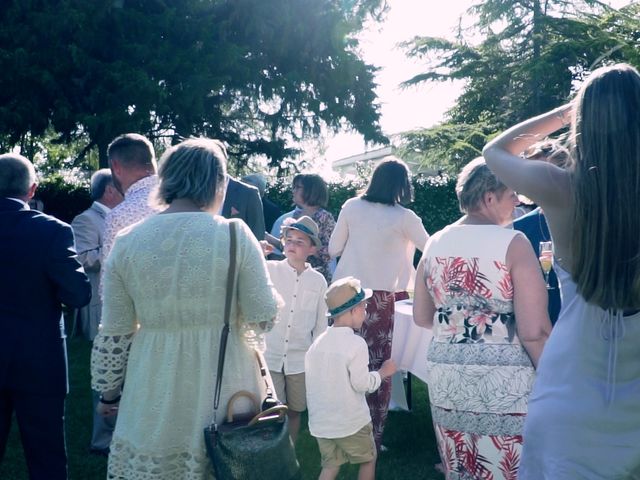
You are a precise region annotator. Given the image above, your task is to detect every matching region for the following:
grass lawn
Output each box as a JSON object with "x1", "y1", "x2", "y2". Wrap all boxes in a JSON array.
[{"x1": 0, "y1": 337, "x2": 442, "y2": 479}]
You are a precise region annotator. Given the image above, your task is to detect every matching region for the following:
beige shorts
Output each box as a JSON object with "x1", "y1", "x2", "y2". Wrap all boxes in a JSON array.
[
  {"x1": 316, "y1": 423, "x2": 376, "y2": 467},
  {"x1": 270, "y1": 371, "x2": 307, "y2": 412}
]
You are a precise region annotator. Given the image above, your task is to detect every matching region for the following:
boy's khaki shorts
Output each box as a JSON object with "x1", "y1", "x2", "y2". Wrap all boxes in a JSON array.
[
  {"x1": 270, "y1": 371, "x2": 306, "y2": 412},
  {"x1": 316, "y1": 423, "x2": 376, "y2": 467}
]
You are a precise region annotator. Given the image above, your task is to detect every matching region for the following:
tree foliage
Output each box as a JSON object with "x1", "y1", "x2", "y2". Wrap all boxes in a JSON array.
[
  {"x1": 397, "y1": 122, "x2": 495, "y2": 175},
  {"x1": 0, "y1": 0, "x2": 388, "y2": 170},
  {"x1": 398, "y1": 0, "x2": 640, "y2": 173}
]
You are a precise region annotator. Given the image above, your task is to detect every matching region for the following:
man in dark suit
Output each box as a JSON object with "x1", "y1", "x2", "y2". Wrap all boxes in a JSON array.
[
  {"x1": 0, "y1": 153, "x2": 91, "y2": 479},
  {"x1": 222, "y1": 176, "x2": 265, "y2": 240},
  {"x1": 242, "y1": 173, "x2": 284, "y2": 233}
]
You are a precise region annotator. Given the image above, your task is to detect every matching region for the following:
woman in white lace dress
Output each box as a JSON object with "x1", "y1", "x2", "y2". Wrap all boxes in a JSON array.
[{"x1": 91, "y1": 138, "x2": 281, "y2": 479}]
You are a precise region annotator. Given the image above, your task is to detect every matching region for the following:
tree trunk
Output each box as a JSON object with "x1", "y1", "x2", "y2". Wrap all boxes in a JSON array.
[
  {"x1": 531, "y1": 0, "x2": 543, "y2": 115},
  {"x1": 98, "y1": 142, "x2": 108, "y2": 168}
]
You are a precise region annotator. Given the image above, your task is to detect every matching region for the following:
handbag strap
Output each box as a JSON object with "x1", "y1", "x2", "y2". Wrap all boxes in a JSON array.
[{"x1": 213, "y1": 221, "x2": 237, "y2": 412}]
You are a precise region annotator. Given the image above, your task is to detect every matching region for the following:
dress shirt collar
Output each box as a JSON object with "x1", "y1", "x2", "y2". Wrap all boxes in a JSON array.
[
  {"x1": 327, "y1": 325, "x2": 356, "y2": 335},
  {"x1": 283, "y1": 259, "x2": 312, "y2": 275},
  {"x1": 125, "y1": 174, "x2": 158, "y2": 198}
]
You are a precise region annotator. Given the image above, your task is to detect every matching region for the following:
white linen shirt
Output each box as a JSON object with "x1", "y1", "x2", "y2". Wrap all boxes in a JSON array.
[
  {"x1": 101, "y1": 175, "x2": 158, "y2": 299},
  {"x1": 329, "y1": 197, "x2": 428, "y2": 292},
  {"x1": 305, "y1": 326, "x2": 381, "y2": 439},
  {"x1": 264, "y1": 260, "x2": 328, "y2": 374},
  {"x1": 102, "y1": 175, "x2": 159, "y2": 264}
]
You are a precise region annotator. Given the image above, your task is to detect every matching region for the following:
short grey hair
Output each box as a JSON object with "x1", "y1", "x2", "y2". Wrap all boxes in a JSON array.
[
  {"x1": 241, "y1": 173, "x2": 266, "y2": 197},
  {"x1": 0, "y1": 153, "x2": 36, "y2": 198},
  {"x1": 90, "y1": 169, "x2": 113, "y2": 201},
  {"x1": 156, "y1": 138, "x2": 228, "y2": 209},
  {"x1": 456, "y1": 157, "x2": 508, "y2": 213}
]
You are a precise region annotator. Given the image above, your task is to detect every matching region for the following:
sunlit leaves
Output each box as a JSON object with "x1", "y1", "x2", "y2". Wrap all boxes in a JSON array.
[{"x1": 0, "y1": 0, "x2": 388, "y2": 173}]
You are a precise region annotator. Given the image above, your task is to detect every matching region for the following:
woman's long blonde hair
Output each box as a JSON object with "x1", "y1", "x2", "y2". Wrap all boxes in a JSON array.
[{"x1": 570, "y1": 63, "x2": 640, "y2": 310}]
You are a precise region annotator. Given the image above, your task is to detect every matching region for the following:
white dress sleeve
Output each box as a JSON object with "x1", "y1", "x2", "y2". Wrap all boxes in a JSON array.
[
  {"x1": 234, "y1": 220, "x2": 282, "y2": 346},
  {"x1": 91, "y1": 237, "x2": 137, "y2": 392},
  {"x1": 403, "y1": 208, "x2": 429, "y2": 252}
]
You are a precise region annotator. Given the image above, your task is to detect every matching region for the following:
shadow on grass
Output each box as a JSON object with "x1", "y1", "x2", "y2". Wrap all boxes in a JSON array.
[{"x1": 1, "y1": 338, "x2": 441, "y2": 479}]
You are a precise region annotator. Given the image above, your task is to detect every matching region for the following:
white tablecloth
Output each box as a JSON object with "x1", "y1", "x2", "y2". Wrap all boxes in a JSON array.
[{"x1": 391, "y1": 299, "x2": 432, "y2": 384}]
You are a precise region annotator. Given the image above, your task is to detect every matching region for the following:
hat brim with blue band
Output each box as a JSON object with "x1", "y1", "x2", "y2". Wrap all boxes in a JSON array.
[
  {"x1": 327, "y1": 288, "x2": 373, "y2": 317},
  {"x1": 282, "y1": 222, "x2": 322, "y2": 247}
]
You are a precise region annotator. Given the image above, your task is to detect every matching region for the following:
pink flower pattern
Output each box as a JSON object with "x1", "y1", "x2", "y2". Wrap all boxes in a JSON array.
[
  {"x1": 426, "y1": 256, "x2": 515, "y2": 344},
  {"x1": 435, "y1": 424, "x2": 524, "y2": 480},
  {"x1": 358, "y1": 290, "x2": 397, "y2": 452},
  {"x1": 425, "y1": 254, "x2": 531, "y2": 479}
]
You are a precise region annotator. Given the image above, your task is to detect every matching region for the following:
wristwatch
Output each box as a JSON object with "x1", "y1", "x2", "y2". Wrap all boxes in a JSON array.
[{"x1": 99, "y1": 394, "x2": 121, "y2": 405}]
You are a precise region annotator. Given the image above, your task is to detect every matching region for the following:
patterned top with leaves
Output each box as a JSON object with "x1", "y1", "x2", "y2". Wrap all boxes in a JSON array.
[
  {"x1": 422, "y1": 224, "x2": 536, "y2": 480},
  {"x1": 425, "y1": 255, "x2": 516, "y2": 345}
]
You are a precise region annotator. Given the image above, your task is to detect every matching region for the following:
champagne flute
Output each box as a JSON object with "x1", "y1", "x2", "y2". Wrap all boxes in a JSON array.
[{"x1": 539, "y1": 241, "x2": 553, "y2": 289}]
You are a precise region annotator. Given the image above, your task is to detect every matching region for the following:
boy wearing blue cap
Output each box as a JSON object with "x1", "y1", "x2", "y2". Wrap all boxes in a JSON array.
[
  {"x1": 264, "y1": 216, "x2": 328, "y2": 443},
  {"x1": 305, "y1": 276, "x2": 397, "y2": 480}
]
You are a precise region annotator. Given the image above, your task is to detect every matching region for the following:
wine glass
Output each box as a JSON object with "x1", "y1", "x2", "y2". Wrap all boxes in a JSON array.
[{"x1": 539, "y1": 241, "x2": 553, "y2": 289}]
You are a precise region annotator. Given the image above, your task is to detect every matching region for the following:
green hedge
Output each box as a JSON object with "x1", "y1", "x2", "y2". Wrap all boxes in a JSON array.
[
  {"x1": 267, "y1": 175, "x2": 459, "y2": 235},
  {"x1": 35, "y1": 174, "x2": 461, "y2": 234},
  {"x1": 408, "y1": 174, "x2": 460, "y2": 234},
  {"x1": 35, "y1": 174, "x2": 91, "y2": 224}
]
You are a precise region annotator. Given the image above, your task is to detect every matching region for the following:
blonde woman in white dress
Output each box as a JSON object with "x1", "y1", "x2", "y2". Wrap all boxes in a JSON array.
[{"x1": 91, "y1": 138, "x2": 281, "y2": 479}]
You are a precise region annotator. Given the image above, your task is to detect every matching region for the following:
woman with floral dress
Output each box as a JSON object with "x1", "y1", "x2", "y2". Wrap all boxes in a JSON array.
[
  {"x1": 288, "y1": 173, "x2": 335, "y2": 283},
  {"x1": 413, "y1": 157, "x2": 551, "y2": 479}
]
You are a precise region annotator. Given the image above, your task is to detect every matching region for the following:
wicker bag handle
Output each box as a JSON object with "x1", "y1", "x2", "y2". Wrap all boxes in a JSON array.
[{"x1": 225, "y1": 390, "x2": 260, "y2": 423}]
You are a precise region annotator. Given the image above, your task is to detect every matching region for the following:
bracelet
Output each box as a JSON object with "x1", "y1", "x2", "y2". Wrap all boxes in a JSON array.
[{"x1": 99, "y1": 394, "x2": 121, "y2": 405}]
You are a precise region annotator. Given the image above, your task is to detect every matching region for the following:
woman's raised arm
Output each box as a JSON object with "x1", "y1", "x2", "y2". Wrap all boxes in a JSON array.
[{"x1": 482, "y1": 104, "x2": 572, "y2": 207}]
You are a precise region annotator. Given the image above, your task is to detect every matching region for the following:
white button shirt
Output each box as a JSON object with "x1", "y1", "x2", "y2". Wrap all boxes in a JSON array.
[
  {"x1": 103, "y1": 175, "x2": 159, "y2": 263},
  {"x1": 264, "y1": 259, "x2": 328, "y2": 374},
  {"x1": 305, "y1": 326, "x2": 382, "y2": 438}
]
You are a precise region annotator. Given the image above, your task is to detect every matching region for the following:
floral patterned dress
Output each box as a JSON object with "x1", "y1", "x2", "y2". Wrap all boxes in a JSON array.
[{"x1": 422, "y1": 224, "x2": 535, "y2": 480}]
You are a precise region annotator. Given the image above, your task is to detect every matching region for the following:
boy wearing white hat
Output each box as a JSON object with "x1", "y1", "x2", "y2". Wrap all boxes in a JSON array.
[
  {"x1": 305, "y1": 276, "x2": 397, "y2": 480},
  {"x1": 264, "y1": 216, "x2": 328, "y2": 442}
]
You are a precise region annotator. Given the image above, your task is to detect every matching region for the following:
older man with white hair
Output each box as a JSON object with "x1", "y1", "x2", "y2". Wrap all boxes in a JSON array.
[
  {"x1": 0, "y1": 153, "x2": 91, "y2": 479},
  {"x1": 72, "y1": 169, "x2": 123, "y2": 459},
  {"x1": 72, "y1": 169, "x2": 123, "y2": 341}
]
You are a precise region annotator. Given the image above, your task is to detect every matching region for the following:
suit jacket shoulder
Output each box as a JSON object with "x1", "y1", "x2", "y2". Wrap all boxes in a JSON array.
[
  {"x1": 0, "y1": 202, "x2": 91, "y2": 393},
  {"x1": 222, "y1": 178, "x2": 265, "y2": 240},
  {"x1": 72, "y1": 202, "x2": 106, "y2": 273},
  {"x1": 513, "y1": 208, "x2": 549, "y2": 250}
]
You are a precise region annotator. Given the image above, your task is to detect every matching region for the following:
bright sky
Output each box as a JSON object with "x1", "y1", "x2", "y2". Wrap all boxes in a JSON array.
[
  {"x1": 322, "y1": 0, "x2": 630, "y2": 167},
  {"x1": 323, "y1": 0, "x2": 475, "y2": 164}
]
